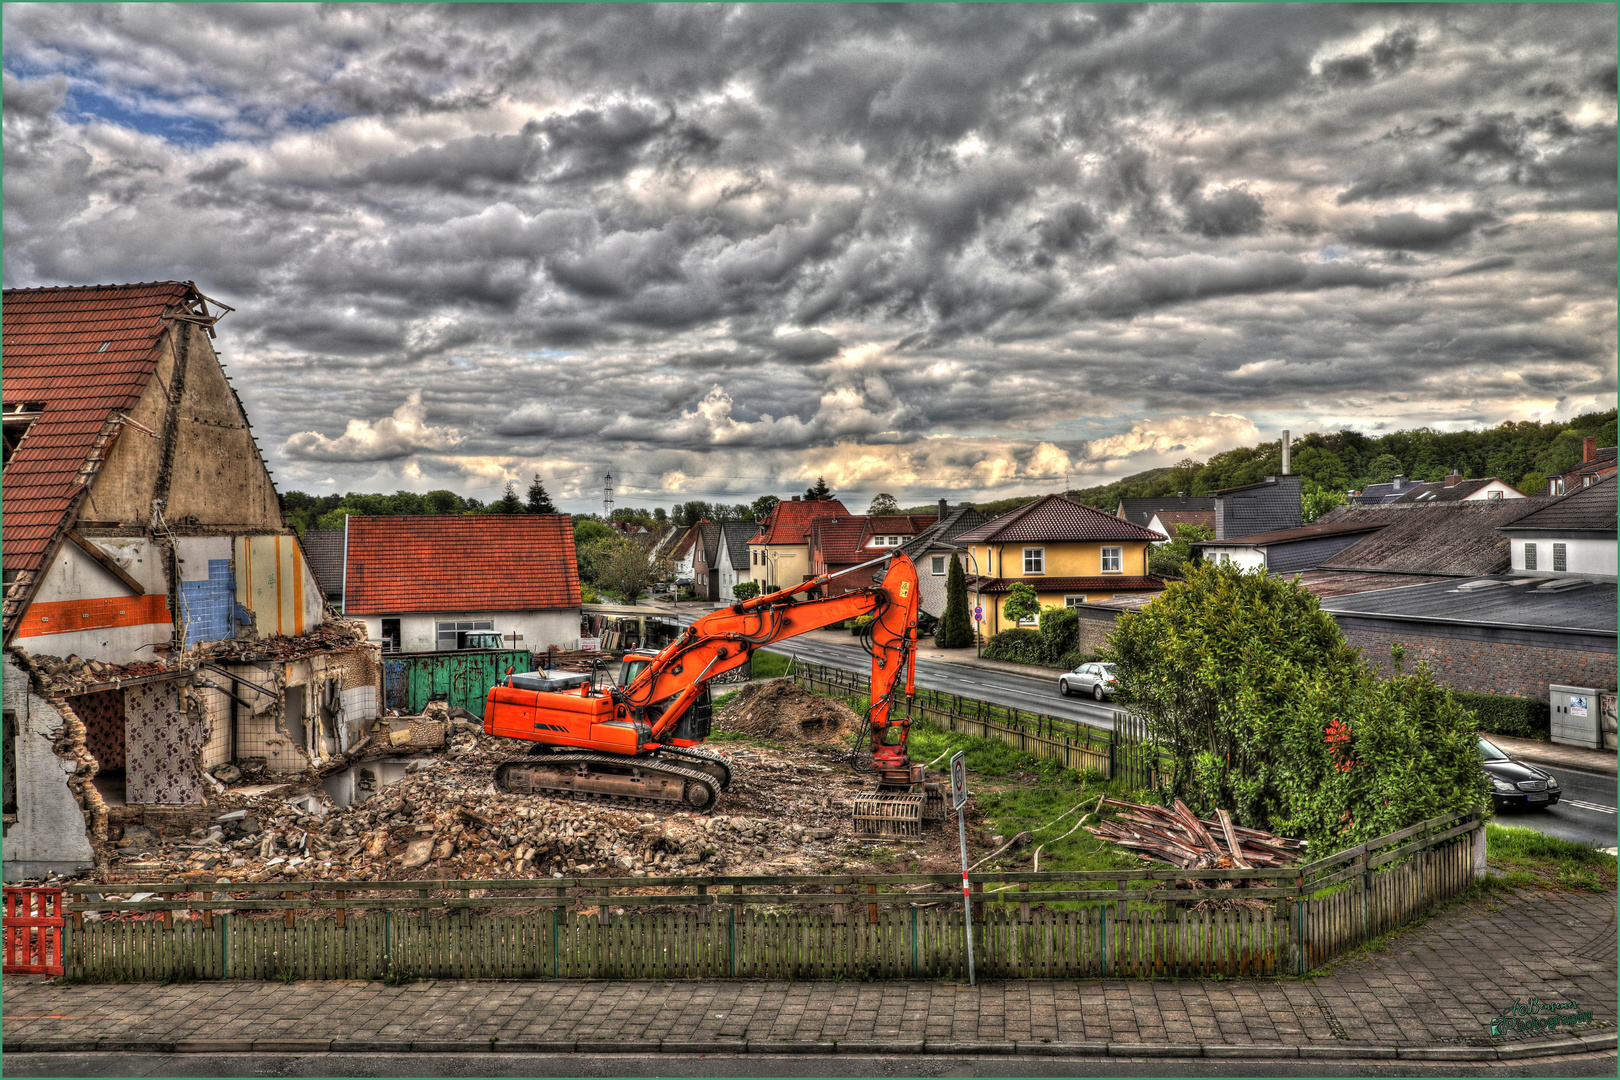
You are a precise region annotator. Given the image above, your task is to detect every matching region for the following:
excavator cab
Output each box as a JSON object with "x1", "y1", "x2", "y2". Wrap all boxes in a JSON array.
[{"x1": 618, "y1": 649, "x2": 659, "y2": 688}]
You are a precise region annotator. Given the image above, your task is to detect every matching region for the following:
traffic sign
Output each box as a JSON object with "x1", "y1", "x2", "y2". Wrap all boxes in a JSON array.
[
  {"x1": 972, "y1": 605, "x2": 983, "y2": 622},
  {"x1": 949, "y1": 751, "x2": 969, "y2": 809}
]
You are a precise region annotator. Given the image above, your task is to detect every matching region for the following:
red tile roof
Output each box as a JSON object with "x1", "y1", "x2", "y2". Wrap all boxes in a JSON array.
[
  {"x1": 2, "y1": 282, "x2": 200, "y2": 577},
  {"x1": 954, "y1": 494, "x2": 1164, "y2": 544},
  {"x1": 808, "y1": 515, "x2": 869, "y2": 564},
  {"x1": 970, "y1": 575, "x2": 1166, "y2": 593},
  {"x1": 344, "y1": 515, "x2": 580, "y2": 615},
  {"x1": 748, "y1": 498, "x2": 850, "y2": 544}
]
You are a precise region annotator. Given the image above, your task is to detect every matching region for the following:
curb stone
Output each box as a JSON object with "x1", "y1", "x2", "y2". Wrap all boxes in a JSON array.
[{"x1": 3, "y1": 1035, "x2": 1613, "y2": 1061}]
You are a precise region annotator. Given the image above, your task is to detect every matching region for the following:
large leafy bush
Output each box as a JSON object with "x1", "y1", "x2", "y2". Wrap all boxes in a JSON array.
[
  {"x1": 1107, "y1": 562, "x2": 1490, "y2": 847},
  {"x1": 1038, "y1": 606, "x2": 1079, "y2": 664},
  {"x1": 983, "y1": 629, "x2": 1044, "y2": 664}
]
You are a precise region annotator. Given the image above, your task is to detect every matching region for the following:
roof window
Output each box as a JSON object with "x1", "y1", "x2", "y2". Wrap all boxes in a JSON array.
[{"x1": 1455, "y1": 579, "x2": 1507, "y2": 591}]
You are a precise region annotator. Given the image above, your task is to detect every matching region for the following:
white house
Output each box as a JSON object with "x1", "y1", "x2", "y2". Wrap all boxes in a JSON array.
[{"x1": 1498, "y1": 477, "x2": 1617, "y2": 580}]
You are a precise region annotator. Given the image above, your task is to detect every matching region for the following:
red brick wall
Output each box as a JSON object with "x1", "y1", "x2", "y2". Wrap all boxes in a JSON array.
[{"x1": 1345, "y1": 628, "x2": 1617, "y2": 699}]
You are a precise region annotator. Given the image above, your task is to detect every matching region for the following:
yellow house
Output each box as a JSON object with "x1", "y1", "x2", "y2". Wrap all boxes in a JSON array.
[{"x1": 954, "y1": 494, "x2": 1166, "y2": 638}]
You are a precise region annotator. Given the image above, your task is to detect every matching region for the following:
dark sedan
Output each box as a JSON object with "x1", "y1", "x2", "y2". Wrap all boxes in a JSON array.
[{"x1": 1480, "y1": 736, "x2": 1562, "y2": 812}]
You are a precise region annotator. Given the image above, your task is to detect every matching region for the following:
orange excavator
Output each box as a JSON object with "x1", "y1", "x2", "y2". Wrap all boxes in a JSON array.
[{"x1": 484, "y1": 552, "x2": 938, "y2": 831}]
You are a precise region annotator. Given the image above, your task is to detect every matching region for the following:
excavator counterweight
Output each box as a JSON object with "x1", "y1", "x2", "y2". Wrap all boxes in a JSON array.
[{"x1": 484, "y1": 552, "x2": 934, "y2": 834}]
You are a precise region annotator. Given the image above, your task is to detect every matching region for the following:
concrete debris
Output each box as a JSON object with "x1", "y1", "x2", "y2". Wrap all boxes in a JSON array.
[{"x1": 75, "y1": 682, "x2": 986, "y2": 889}]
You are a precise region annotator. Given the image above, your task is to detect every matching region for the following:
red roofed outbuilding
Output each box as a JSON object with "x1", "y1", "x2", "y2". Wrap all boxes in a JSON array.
[{"x1": 343, "y1": 515, "x2": 581, "y2": 654}]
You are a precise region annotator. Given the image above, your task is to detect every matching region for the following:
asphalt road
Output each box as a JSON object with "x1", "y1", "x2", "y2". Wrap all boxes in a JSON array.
[
  {"x1": 5, "y1": 1053, "x2": 1615, "y2": 1078},
  {"x1": 659, "y1": 605, "x2": 1618, "y2": 849},
  {"x1": 755, "y1": 634, "x2": 1122, "y2": 731},
  {"x1": 1497, "y1": 766, "x2": 1618, "y2": 850}
]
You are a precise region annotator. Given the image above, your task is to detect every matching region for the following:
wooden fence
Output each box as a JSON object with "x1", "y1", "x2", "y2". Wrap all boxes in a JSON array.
[
  {"x1": 789, "y1": 660, "x2": 1163, "y2": 787},
  {"x1": 39, "y1": 813, "x2": 1480, "y2": 982}
]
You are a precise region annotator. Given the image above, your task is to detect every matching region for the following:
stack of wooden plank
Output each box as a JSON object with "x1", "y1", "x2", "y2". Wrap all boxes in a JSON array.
[{"x1": 1086, "y1": 797, "x2": 1306, "y2": 869}]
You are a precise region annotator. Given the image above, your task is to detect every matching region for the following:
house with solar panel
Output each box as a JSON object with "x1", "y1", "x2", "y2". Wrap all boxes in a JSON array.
[{"x1": 1, "y1": 281, "x2": 379, "y2": 882}]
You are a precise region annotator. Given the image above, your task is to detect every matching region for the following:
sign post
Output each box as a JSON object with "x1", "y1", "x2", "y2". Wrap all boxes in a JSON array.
[
  {"x1": 949, "y1": 751, "x2": 975, "y2": 986},
  {"x1": 972, "y1": 605, "x2": 983, "y2": 658}
]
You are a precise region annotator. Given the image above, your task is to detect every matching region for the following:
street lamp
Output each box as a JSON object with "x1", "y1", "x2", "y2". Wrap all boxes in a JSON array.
[{"x1": 960, "y1": 546, "x2": 985, "y2": 658}]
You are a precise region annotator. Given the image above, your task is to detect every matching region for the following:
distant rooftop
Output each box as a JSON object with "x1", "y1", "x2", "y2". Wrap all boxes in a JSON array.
[{"x1": 1319, "y1": 575, "x2": 1617, "y2": 636}]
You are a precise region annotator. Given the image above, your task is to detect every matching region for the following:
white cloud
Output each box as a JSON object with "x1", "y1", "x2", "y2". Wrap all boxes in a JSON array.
[{"x1": 282, "y1": 390, "x2": 464, "y2": 462}]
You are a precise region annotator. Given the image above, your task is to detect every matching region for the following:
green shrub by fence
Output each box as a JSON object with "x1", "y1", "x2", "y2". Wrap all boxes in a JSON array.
[
  {"x1": 1454, "y1": 690, "x2": 1548, "y2": 740},
  {"x1": 51, "y1": 812, "x2": 1479, "y2": 983}
]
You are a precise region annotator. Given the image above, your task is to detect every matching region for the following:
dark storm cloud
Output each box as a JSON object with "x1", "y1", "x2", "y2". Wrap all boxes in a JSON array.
[{"x1": 2, "y1": 3, "x2": 1614, "y2": 506}]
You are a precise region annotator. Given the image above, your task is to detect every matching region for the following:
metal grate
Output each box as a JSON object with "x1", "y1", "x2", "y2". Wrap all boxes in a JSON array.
[
  {"x1": 852, "y1": 793, "x2": 925, "y2": 839},
  {"x1": 923, "y1": 787, "x2": 948, "y2": 821}
]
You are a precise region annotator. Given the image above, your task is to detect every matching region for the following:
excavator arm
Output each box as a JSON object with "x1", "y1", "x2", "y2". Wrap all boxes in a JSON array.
[{"x1": 617, "y1": 551, "x2": 921, "y2": 776}]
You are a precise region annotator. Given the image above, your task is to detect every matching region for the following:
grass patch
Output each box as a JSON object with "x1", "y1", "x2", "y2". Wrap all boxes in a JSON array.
[
  {"x1": 1486, "y1": 823, "x2": 1617, "y2": 892},
  {"x1": 751, "y1": 650, "x2": 792, "y2": 679}
]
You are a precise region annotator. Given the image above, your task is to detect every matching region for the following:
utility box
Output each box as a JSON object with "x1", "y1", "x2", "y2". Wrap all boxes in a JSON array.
[{"x1": 1549, "y1": 684, "x2": 1606, "y2": 750}]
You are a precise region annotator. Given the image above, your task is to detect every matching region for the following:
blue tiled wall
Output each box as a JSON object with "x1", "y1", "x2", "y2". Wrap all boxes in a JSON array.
[{"x1": 181, "y1": 559, "x2": 236, "y2": 645}]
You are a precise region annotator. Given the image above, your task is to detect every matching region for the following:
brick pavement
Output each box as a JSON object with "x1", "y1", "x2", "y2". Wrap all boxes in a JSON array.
[{"x1": 3, "y1": 887, "x2": 1613, "y2": 1057}]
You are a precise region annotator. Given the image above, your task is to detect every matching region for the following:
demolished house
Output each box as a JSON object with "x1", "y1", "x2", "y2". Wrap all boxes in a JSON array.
[{"x1": 2, "y1": 282, "x2": 380, "y2": 881}]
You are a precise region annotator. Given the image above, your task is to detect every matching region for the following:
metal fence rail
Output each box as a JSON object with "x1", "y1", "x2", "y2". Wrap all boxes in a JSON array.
[
  {"x1": 16, "y1": 813, "x2": 1481, "y2": 982},
  {"x1": 789, "y1": 660, "x2": 1165, "y2": 787}
]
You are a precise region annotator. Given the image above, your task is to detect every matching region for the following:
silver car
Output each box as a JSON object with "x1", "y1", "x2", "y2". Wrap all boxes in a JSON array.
[{"x1": 1060, "y1": 661, "x2": 1118, "y2": 701}]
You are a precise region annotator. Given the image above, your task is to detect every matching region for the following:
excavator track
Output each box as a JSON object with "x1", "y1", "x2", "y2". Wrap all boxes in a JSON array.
[
  {"x1": 495, "y1": 751, "x2": 721, "y2": 810},
  {"x1": 654, "y1": 745, "x2": 733, "y2": 791}
]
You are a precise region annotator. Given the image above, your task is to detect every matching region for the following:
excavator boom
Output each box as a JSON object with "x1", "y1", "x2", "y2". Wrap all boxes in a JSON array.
[{"x1": 486, "y1": 553, "x2": 924, "y2": 818}]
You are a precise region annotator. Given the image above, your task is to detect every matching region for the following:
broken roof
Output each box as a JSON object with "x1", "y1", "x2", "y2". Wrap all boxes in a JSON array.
[
  {"x1": 1497, "y1": 476, "x2": 1617, "y2": 535},
  {"x1": 1312, "y1": 498, "x2": 1555, "y2": 576},
  {"x1": 343, "y1": 515, "x2": 580, "y2": 615},
  {"x1": 748, "y1": 498, "x2": 850, "y2": 545},
  {"x1": 1, "y1": 281, "x2": 213, "y2": 578},
  {"x1": 955, "y1": 494, "x2": 1162, "y2": 544}
]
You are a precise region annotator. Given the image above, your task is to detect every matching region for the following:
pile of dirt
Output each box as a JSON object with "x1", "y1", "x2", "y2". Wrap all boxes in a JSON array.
[{"x1": 716, "y1": 678, "x2": 862, "y2": 742}]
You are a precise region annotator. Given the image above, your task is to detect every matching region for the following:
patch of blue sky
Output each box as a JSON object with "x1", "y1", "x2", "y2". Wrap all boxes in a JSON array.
[{"x1": 64, "y1": 83, "x2": 227, "y2": 146}]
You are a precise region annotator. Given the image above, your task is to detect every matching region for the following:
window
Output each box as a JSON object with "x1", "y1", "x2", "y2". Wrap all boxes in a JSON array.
[
  {"x1": 931, "y1": 556, "x2": 947, "y2": 575},
  {"x1": 2, "y1": 402, "x2": 44, "y2": 471},
  {"x1": 869, "y1": 535, "x2": 902, "y2": 547},
  {"x1": 3, "y1": 708, "x2": 16, "y2": 818},
  {"x1": 1486, "y1": 490, "x2": 1503, "y2": 501},
  {"x1": 1023, "y1": 548, "x2": 1044, "y2": 574},
  {"x1": 1101, "y1": 546, "x2": 1123, "y2": 573},
  {"x1": 381, "y1": 618, "x2": 401, "y2": 654},
  {"x1": 1064, "y1": 595, "x2": 1085, "y2": 608},
  {"x1": 436, "y1": 619, "x2": 494, "y2": 651},
  {"x1": 1553, "y1": 543, "x2": 1567, "y2": 572},
  {"x1": 1524, "y1": 543, "x2": 1537, "y2": 571}
]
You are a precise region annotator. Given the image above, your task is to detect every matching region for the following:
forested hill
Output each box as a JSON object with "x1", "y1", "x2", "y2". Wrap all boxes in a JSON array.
[{"x1": 1061, "y1": 409, "x2": 1615, "y2": 512}]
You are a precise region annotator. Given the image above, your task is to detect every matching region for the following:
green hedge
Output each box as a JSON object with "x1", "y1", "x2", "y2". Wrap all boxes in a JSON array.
[
  {"x1": 1453, "y1": 690, "x2": 1549, "y2": 739},
  {"x1": 982, "y1": 628, "x2": 1044, "y2": 664}
]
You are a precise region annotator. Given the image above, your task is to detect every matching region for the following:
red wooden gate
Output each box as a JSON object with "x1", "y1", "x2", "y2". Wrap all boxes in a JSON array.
[{"x1": 3, "y1": 887, "x2": 65, "y2": 975}]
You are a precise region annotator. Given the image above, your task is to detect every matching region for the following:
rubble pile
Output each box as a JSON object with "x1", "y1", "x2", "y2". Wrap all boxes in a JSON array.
[
  {"x1": 89, "y1": 710, "x2": 867, "y2": 886},
  {"x1": 193, "y1": 618, "x2": 371, "y2": 662},
  {"x1": 25, "y1": 653, "x2": 178, "y2": 694},
  {"x1": 716, "y1": 678, "x2": 861, "y2": 742},
  {"x1": 1087, "y1": 797, "x2": 1306, "y2": 870}
]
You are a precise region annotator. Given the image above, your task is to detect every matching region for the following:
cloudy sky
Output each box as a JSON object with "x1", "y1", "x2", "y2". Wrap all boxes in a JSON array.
[{"x1": 4, "y1": 3, "x2": 1615, "y2": 513}]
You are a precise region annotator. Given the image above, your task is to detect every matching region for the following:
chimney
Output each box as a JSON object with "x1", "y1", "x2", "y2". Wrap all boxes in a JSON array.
[
  {"x1": 1392, "y1": 474, "x2": 1407, "y2": 492},
  {"x1": 1281, "y1": 430, "x2": 1290, "y2": 475},
  {"x1": 792, "y1": 495, "x2": 801, "y2": 501},
  {"x1": 1444, "y1": 472, "x2": 1463, "y2": 487},
  {"x1": 1177, "y1": 491, "x2": 1186, "y2": 503},
  {"x1": 938, "y1": 498, "x2": 948, "y2": 517},
  {"x1": 1584, "y1": 436, "x2": 1597, "y2": 463}
]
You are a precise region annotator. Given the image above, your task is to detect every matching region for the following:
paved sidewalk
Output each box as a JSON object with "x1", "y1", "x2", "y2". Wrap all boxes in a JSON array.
[
  {"x1": 1487, "y1": 733, "x2": 1616, "y2": 777},
  {"x1": 4, "y1": 887, "x2": 1613, "y2": 1062}
]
